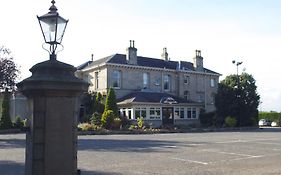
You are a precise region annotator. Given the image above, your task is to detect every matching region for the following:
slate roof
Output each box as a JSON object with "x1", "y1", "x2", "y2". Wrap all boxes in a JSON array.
[
  {"x1": 78, "y1": 53, "x2": 220, "y2": 75},
  {"x1": 77, "y1": 61, "x2": 93, "y2": 70},
  {"x1": 117, "y1": 91, "x2": 196, "y2": 105}
]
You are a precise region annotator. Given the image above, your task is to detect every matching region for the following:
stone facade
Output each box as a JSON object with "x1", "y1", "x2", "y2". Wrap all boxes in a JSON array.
[{"x1": 76, "y1": 41, "x2": 220, "y2": 126}]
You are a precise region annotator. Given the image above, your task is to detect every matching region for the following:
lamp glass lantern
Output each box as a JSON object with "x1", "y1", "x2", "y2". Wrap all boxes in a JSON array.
[{"x1": 37, "y1": 1, "x2": 68, "y2": 59}]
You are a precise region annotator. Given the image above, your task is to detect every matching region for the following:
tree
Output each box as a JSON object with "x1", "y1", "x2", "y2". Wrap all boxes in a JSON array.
[
  {"x1": 215, "y1": 73, "x2": 260, "y2": 127},
  {"x1": 94, "y1": 92, "x2": 104, "y2": 114},
  {"x1": 0, "y1": 90, "x2": 12, "y2": 129},
  {"x1": 104, "y1": 88, "x2": 118, "y2": 116},
  {"x1": 0, "y1": 46, "x2": 19, "y2": 91},
  {"x1": 101, "y1": 110, "x2": 114, "y2": 129}
]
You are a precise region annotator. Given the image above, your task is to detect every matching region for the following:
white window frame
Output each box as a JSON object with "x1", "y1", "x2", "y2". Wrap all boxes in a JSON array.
[
  {"x1": 149, "y1": 107, "x2": 161, "y2": 120},
  {"x1": 134, "y1": 107, "x2": 147, "y2": 119}
]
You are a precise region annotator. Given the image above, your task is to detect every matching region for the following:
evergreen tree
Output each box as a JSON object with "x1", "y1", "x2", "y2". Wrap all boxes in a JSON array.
[
  {"x1": 0, "y1": 90, "x2": 12, "y2": 129},
  {"x1": 95, "y1": 92, "x2": 104, "y2": 114},
  {"x1": 104, "y1": 88, "x2": 118, "y2": 116}
]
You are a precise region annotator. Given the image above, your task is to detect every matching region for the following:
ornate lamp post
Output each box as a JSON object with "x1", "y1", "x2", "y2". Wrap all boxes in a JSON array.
[
  {"x1": 37, "y1": 0, "x2": 68, "y2": 60},
  {"x1": 18, "y1": 1, "x2": 88, "y2": 175}
]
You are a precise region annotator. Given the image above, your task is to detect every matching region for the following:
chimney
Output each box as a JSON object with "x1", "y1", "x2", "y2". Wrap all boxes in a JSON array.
[
  {"x1": 126, "y1": 40, "x2": 137, "y2": 65},
  {"x1": 193, "y1": 50, "x2": 204, "y2": 71},
  {"x1": 91, "y1": 54, "x2": 94, "y2": 61},
  {"x1": 161, "y1": 47, "x2": 169, "y2": 61}
]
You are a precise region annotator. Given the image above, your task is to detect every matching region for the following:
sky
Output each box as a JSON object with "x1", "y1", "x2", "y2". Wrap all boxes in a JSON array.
[{"x1": 1, "y1": 0, "x2": 281, "y2": 112}]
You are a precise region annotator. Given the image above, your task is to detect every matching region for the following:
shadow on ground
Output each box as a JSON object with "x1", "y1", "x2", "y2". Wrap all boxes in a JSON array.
[
  {"x1": 81, "y1": 169, "x2": 123, "y2": 175},
  {"x1": 78, "y1": 138, "x2": 205, "y2": 152},
  {"x1": 0, "y1": 160, "x2": 24, "y2": 175},
  {"x1": 0, "y1": 138, "x2": 25, "y2": 149}
]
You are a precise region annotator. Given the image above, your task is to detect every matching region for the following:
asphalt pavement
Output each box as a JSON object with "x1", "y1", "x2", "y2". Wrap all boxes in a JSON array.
[{"x1": 0, "y1": 128, "x2": 281, "y2": 175}]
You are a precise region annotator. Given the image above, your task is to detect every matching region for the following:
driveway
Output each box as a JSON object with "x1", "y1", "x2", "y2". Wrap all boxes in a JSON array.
[{"x1": 0, "y1": 128, "x2": 281, "y2": 175}]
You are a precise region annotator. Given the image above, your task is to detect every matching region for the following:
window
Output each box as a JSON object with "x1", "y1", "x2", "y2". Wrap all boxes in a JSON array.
[
  {"x1": 184, "y1": 75, "x2": 190, "y2": 84},
  {"x1": 211, "y1": 78, "x2": 215, "y2": 87},
  {"x1": 122, "y1": 108, "x2": 126, "y2": 118},
  {"x1": 95, "y1": 72, "x2": 99, "y2": 89},
  {"x1": 175, "y1": 107, "x2": 185, "y2": 119},
  {"x1": 135, "y1": 108, "x2": 141, "y2": 119},
  {"x1": 143, "y1": 73, "x2": 149, "y2": 89},
  {"x1": 149, "y1": 107, "x2": 161, "y2": 119},
  {"x1": 128, "y1": 108, "x2": 132, "y2": 119},
  {"x1": 197, "y1": 92, "x2": 205, "y2": 102},
  {"x1": 141, "y1": 108, "x2": 147, "y2": 118},
  {"x1": 184, "y1": 91, "x2": 190, "y2": 101},
  {"x1": 187, "y1": 108, "x2": 192, "y2": 119},
  {"x1": 163, "y1": 75, "x2": 171, "y2": 91},
  {"x1": 175, "y1": 108, "x2": 180, "y2": 119},
  {"x1": 180, "y1": 108, "x2": 184, "y2": 119},
  {"x1": 211, "y1": 93, "x2": 216, "y2": 104},
  {"x1": 134, "y1": 107, "x2": 147, "y2": 119},
  {"x1": 192, "y1": 108, "x2": 197, "y2": 119},
  {"x1": 112, "y1": 70, "x2": 121, "y2": 88}
]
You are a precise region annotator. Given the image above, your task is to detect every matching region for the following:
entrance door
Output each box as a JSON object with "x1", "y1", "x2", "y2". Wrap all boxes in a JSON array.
[{"x1": 162, "y1": 107, "x2": 174, "y2": 125}]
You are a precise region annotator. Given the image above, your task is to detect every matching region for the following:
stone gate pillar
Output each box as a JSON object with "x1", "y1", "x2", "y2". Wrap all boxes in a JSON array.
[{"x1": 17, "y1": 59, "x2": 88, "y2": 175}]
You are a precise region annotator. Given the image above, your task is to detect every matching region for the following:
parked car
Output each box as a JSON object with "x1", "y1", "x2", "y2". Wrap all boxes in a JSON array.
[
  {"x1": 258, "y1": 119, "x2": 271, "y2": 126},
  {"x1": 271, "y1": 121, "x2": 279, "y2": 127}
]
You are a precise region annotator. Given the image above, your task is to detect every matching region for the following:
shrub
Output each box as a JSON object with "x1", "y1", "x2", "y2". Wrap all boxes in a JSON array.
[
  {"x1": 78, "y1": 123, "x2": 94, "y2": 131},
  {"x1": 199, "y1": 111, "x2": 216, "y2": 127},
  {"x1": 112, "y1": 117, "x2": 122, "y2": 130},
  {"x1": 0, "y1": 91, "x2": 12, "y2": 130},
  {"x1": 120, "y1": 115, "x2": 131, "y2": 128},
  {"x1": 77, "y1": 123, "x2": 102, "y2": 131},
  {"x1": 13, "y1": 116, "x2": 24, "y2": 129},
  {"x1": 137, "y1": 117, "x2": 144, "y2": 129},
  {"x1": 90, "y1": 112, "x2": 101, "y2": 126},
  {"x1": 104, "y1": 88, "x2": 118, "y2": 116},
  {"x1": 225, "y1": 116, "x2": 237, "y2": 127},
  {"x1": 101, "y1": 110, "x2": 115, "y2": 129},
  {"x1": 129, "y1": 124, "x2": 137, "y2": 130},
  {"x1": 259, "y1": 112, "x2": 281, "y2": 124}
]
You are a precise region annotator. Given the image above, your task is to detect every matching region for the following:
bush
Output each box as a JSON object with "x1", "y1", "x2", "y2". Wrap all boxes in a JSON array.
[
  {"x1": 90, "y1": 112, "x2": 101, "y2": 126},
  {"x1": 120, "y1": 115, "x2": 131, "y2": 128},
  {"x1": 199, "y1": 111, "x2": 216, "y2": 127},
  {"x1": 101, "y1": 110, "x2": 115, "y2": 129},
  {"x1": 259, "y1": 112, "x2": 281, "y2": 124},
  {"x1": 112, "y1": 117, "x2": 122, "y2": 130},
  {"x1": 104, "y1": 88, "x2": 118, "y2": 116},
  {"x1": 78, "y1": 123, "x2": 102, "y2": 131},
  {"x1": 225, "y1": 116, "x2": 237, "y2": 127},
  {"x1": 137, "y1": 117, "x2": 144, "y2": 129},
  {"x1": 0, "y1": 91, "x2": 12, "y2": 129},
  {"x1": 13, "y1": 116, "x2": 24, "y2": 129}
]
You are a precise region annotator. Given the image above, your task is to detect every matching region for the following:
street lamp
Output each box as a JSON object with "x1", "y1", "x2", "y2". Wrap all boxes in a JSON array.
[
  {"x1": 232, "y1": 60, "x2": 243, "y2": 88},
  {"x1": 37, "y1": 0, "x2": 68, "y2": 60},
  {"x1": 232, "y1": 60, "x2": 243, "y2": 127}
]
